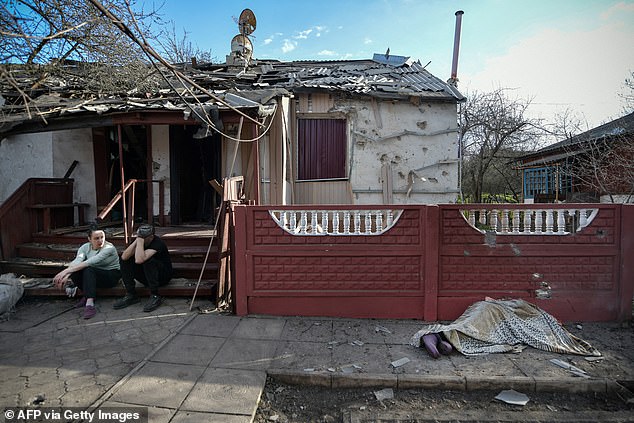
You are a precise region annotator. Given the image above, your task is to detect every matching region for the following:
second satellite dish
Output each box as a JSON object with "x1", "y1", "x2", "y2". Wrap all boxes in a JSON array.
[
  {"x1": 238, "y1": 9, "x2": 256, "y2": 36},
  {"x1": 231, "y1": 34, "x2": 253, "y2": 61}
]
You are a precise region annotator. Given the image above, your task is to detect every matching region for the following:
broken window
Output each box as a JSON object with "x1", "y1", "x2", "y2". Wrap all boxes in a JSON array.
[{"x1": 297, "y1": 118, "x2": 347, "y2": 180}]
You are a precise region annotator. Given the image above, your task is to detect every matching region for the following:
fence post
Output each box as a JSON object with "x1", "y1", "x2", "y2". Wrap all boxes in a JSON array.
[
  {"x1": 233, "y1": 205, "x2": 249, "y2": 316},
  {"x1": 424, "y1": 205, "x2": 440, "y2": 321},
  {"x1": 618, "y1": 204, "x2": 634, "y2": 322}
]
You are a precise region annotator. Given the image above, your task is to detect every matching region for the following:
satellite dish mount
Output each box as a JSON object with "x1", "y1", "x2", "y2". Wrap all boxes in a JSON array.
[{"x1": 228, "y1": 9, "x2": 257, "y2": 67}]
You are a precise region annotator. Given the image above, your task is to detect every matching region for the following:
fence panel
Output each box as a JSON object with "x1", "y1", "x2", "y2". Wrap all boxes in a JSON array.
[{"x1": 233, "y1": 203, "x2": 632, "y2": 322}]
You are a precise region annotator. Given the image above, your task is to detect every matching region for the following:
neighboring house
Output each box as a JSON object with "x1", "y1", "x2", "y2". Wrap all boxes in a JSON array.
[
  {"x1": 0, "y1": 50, "x2": 464, "y2": 224},
  {"x1": 515, "y1": 112, "x2": 634, "y2": 204}
]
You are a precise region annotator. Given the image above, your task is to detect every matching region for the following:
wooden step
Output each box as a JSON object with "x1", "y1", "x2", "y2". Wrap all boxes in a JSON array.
[
  {"x1": 16, "y1": 243, "x2": 218, "y2": 262},
  {"x1": 0, "y1": 258, "x2": 218, "y2": 279},
  {"x1": 18, "y1": 277, "x2": 217, "y2": 299}
]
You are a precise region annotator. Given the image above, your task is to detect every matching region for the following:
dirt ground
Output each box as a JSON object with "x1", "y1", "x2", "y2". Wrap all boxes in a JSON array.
[{"x1": 253, "y1": 378, "x2": 634, "y2": 423}]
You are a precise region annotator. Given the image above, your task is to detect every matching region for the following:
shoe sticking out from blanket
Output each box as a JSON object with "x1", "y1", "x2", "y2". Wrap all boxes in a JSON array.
[
  {"x1": 422, "y1": 333, "x2": 441, "y2": 358},
  {"x1": 435, "y1": 333, "x2": 453, "y2": 355}
]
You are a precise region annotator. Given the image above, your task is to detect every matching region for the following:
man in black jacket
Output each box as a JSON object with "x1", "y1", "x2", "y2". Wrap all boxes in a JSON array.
[{"x1": 113, "y1": 224, "x2": 173, "y2": 312}]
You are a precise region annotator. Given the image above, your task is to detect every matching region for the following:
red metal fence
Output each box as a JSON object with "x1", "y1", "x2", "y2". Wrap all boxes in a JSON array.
[{"x1": 232, "y1": 204, "x2": 633, "y2": 322}]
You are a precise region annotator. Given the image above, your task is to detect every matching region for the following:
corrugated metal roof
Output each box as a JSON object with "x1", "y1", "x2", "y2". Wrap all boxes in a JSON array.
[
  {"x1": 0, "y1": 55, "x2": 464, "y2": 134},
  {"x1": 261, "y1": 58, "x2": 464, "y2": 101},
  {"x1": 517, "y1": 111, "x2": 634, "y2": 163}
]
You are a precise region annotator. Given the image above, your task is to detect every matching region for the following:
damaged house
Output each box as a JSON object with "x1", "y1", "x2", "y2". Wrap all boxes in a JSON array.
[
  {"x1": 0, "y1": 53, "x2": 465, "y2": 224},
  {"x1": 0, "y1": 12, "x2": 466, "y2": 305},
  {"x1": 515, "y1": 111, "x2": 634, "y2": 204}
]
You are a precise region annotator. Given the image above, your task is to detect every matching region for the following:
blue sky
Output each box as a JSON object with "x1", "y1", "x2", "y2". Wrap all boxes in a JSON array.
[{"x1": 156, "y1": 0, "x2": 634, "y2": 129}]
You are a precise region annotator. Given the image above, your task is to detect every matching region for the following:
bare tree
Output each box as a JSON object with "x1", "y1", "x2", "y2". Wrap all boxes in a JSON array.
[
  {"x1": 158, "y1": 23, "x2": 216, "y2": 65},
  {"x1": 1, "y1": 0, "x2": 260, "y2": 135},
  {"x1": 0, "y1": 0, "x2": 164, "y2": 93},
  {"x1": 621, "y1": 70, "x2": 634, "y2": 114},
  {"x1": 460, "y1": 88, "x2": 544, "y2": 203},
  {"x1": 562, "y1": 133, "x2": 634, "y2": 203}
]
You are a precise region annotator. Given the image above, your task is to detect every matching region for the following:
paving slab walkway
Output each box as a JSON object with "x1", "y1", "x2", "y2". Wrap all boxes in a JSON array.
[{"x1": 1, "y1": 297, "x2": 633, "y2": 422}]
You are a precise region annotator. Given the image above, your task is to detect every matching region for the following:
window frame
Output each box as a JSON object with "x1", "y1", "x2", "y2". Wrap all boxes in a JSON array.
[{"x1": 296, "y1": 117, "x2": 348, "y2": 182}]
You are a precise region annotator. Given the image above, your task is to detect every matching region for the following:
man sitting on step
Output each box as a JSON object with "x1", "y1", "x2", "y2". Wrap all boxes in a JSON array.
[{"x1": 113, "y1": 224, "x2": 173, "y2": 312}]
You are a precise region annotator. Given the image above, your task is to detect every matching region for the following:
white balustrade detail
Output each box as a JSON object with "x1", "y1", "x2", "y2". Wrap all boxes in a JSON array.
[
  {"x1": 269, "y1": 210, "x2": 404, "y2": 236},
  {"x1": 461, "y1": 208, "x2": 598, "y2": 235}
]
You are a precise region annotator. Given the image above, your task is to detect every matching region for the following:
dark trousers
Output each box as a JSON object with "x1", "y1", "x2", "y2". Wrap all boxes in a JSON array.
[
  {"x1": 72, "y1": 267, "x2": 121, "y2": 299},
  {"x1": 119, "y1": 256, "x2": 170, "y2": 296}
]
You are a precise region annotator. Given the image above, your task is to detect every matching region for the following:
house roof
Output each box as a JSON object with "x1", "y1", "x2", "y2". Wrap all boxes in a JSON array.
[
  {"x1": 0, "y1": 55, "x2": 464, "y2": 137},
  {"x1": 516, "y1": 111, "x2": 634, "y2": 166}
]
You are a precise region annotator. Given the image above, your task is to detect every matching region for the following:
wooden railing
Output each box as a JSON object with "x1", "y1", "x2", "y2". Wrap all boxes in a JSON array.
[
  {"x1": 0, "y1": 178, "x2": 74, "y2": 260},
  {"x1": 97, "y1": 179, "x2": 164, "y2": 243}
]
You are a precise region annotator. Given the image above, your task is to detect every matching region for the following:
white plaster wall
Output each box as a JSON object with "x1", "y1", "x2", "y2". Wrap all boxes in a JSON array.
[
  {"x1": 0, "y1": 132, "x2": 53, "y2": 202},
  {"x1": 347, "y1": 99, "x2": 460, "y2": 204},
  {"x1": 52, "y1": 129, "x2": 96, "y2": 219},
  {"x1": 151, "y1": 125, "x2": 171, "y2": 217}
]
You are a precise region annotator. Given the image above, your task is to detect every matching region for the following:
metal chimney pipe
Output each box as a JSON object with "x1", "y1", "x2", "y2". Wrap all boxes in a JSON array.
[{"x1": 450, "y1": 10, "x2": 464, "y2": 84}]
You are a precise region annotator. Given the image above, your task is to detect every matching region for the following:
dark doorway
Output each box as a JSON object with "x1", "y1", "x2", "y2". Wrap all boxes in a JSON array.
[
  {"x1": 170, "y1": 126, "x2": 222, "y2": 224},
  {"x1": 94, "y1": 125, "x2": 149, "y2": 222}
]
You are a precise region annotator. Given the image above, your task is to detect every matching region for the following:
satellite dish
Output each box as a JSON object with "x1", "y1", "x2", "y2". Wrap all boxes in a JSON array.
[
  {"x1": 238, "y1": 9, "x2": 256, "y2": 36},
  {"x1": 230, "y1": 34, "x2": 253, "y2": 60}
]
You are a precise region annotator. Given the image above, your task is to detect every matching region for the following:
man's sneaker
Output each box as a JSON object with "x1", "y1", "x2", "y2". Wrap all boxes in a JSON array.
[
  {"x1": 113, "y1": 294, "x2": 140, "y2": 310},
  {"x1": 83, "y1": 305, "x2": 96, "y2": 319},
  {"x1": 143, "y1": 295, "x2": 162, "y2": 312}
]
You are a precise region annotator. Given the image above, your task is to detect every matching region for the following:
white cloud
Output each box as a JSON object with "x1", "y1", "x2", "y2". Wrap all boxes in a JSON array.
[
  {"x1": 364, "y1": 37, "x2": 373, "y2": 45},
  {"x1": 601, "y1": 1, "x2": 634, "y2": 19},
  {"x1": 263, "y1": 38, "x2": 273, "y2": 45},
  {"x1": 317, "y1": 50, "x2": 336, "y2": 56},
  {"x1": 294, "y1": 26, "x2": 328, "y2": 40},
  {"x1": 295, "y1": 29, "x2": 313, "y2": 40},
  {"x1": 463, "y1": 8, "x2": 634, "y2": 128},
  {"x1": 282, "y1": 39, "x2": 297, "y2": 53}
]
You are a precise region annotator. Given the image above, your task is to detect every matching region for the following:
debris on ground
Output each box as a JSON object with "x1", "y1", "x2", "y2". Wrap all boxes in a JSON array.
[
  {"x1": 494, "y1": 389, "x2": 530, "y2": 406},
  {"x1": 374, "y1": 388, "x2": 394, "y2": 402},
  {"x1": 550, "y1": 358, "x2": 590, "y2": 378},
  {"x1": 390, "y1": 357, "x2": 410, "y2": 368},
  {"x1": 0, "y1": 273, "x2": 25, "y2": 319},
  {"x1": 375, "y1": 325, "x2": 392, "y2": 334}
]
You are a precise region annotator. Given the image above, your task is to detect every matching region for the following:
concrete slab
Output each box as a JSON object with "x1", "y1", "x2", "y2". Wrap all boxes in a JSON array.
[
  {"x1": 332, "y1": 318, "x2": 387, "y2": 344},
  {"x1": 267, "y1": 369, "x2": 332, "y2": 387},
  {"x1": 171, "y1": 410, "x2": 252, "y2": 423},
  {"x1": 331, "y1": 342, "x2": 393, "y2": 374},
  {"x1": 180, "y1": 367, "x2": 266, "y2": 415},
  {"x1": 180, "y1": 313, "x2": 241, "y2": 338},
  {"x1": 280, "y1": 318, "x2": 333, "y2": 341},
  {"x1": 364, "y1": 319, "x2": 428, "y2": 345},
  {"x1": 109, "y1": 362, "x2": 206, "y2": 408},
  {"x1": 332, "y1": 373, "x2": 397, "y2": 388},
  {"x1": 231, "y1": 316, "x2": 286, "y2": 340},
  {"x1": 450, "y1": 353, "x2": 525, "y2": 377},
  {"x1": 210, "y1": 338, "x2": 279, "y2": 370},
  {"x1": 100, "y1": 401, "x2": 174, "y2": 423},
  {"x1": 150, "y1": 333, "x2": 225, "y2": 366},
  {"x1": 272, "y1": 340, "x2": 332, "y2": 372},
  {"x1": 0, "y1": 299, "x2": 72, "y2": 332},
  {"x1": 386, "y1": 344, "x2": 457, "y2": 376}
]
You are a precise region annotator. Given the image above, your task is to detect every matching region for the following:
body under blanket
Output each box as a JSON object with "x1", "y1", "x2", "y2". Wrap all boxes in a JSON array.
[{"x1": 410, "y1": 298, "x2": 601, "y2": 356}]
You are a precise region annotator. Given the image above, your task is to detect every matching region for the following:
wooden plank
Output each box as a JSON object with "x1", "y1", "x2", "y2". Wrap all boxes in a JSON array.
[
  {"x1": 381, "y1": 163, "x2": 393, "y2": 204},
  {"x1": 208, "y1": 179, "x2": 223, "y2": 195}
]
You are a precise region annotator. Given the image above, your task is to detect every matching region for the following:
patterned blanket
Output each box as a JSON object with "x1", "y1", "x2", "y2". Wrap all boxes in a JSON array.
[{"x1": 410, "y1": 298, "x2": 601, "y2": 356}]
